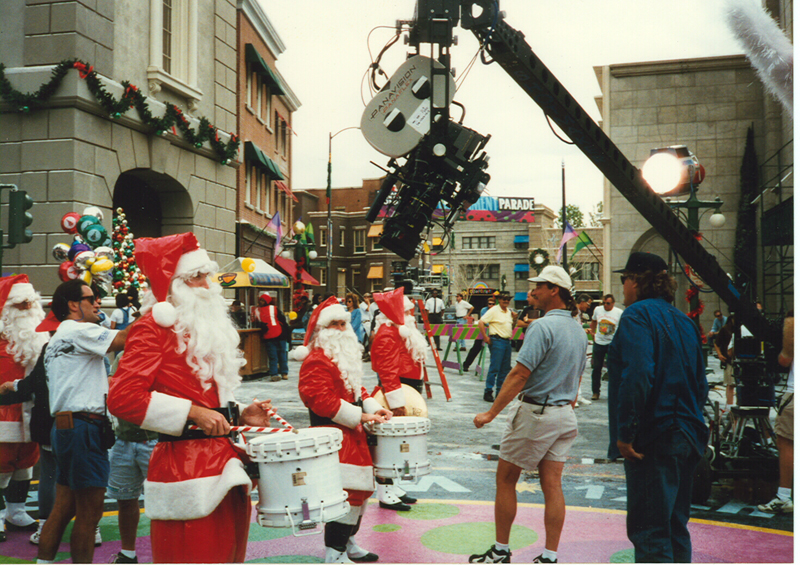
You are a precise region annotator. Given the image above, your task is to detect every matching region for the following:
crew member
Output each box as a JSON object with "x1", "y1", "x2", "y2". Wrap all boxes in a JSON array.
[
  {"x1": 295, "y1": 296, "x2": 392, "y2": 563},
  {"x1": 108, "y1": 233, "x2": 274, "y2": 563}
]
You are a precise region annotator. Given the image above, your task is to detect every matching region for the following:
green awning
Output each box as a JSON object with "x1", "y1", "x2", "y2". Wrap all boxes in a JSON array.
[
  {"x1": 244, "y1": 142, "x2": 285, "y2": 181},
  {"x1": 245, "y1": 44, "x2": 286, "y2": 95}
]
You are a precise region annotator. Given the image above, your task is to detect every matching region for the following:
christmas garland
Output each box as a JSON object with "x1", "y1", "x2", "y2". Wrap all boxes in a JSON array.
[
  {"x1": 529, "y1": 248, "x2": 550, "y2": 273},
  {"x1": 0, "y1": 59, "x2": 239, "y2": 164}
]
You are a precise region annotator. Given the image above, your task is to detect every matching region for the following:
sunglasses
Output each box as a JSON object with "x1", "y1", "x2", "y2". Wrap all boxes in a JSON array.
[
  {"x1": 620, "y1": 275, "x2": 629, "y2": 285},
  {"x1": 78, "y1": 295, "x2": 96, "y2": 303}
]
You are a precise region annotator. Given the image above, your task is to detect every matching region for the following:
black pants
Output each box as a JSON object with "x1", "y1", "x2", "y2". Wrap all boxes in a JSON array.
[
  {"x1": 463, "y1": 338, "x2": 483, "y2": 369},
  {"x1": 428, "y1": 312, "x2": 443, "y2": 348}
]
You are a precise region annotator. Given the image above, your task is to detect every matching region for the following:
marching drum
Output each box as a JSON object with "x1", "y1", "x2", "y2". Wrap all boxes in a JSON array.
[
  {"x1": 246, "y1": 428, "x2": 349, "y2": 535},
  {"x1": 365, "y1": 416, "x2": 431, "y2": 481}
]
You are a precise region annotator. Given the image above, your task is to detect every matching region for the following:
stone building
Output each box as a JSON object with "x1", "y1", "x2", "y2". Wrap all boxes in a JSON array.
[{"x1": 596, "y1": 13, "x2": 793, "y2": 326}]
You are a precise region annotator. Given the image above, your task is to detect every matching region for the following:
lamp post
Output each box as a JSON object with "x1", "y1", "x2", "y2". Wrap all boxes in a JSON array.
[{"x1": 326, "y1": 126, "x2": 361, "y2": 294}]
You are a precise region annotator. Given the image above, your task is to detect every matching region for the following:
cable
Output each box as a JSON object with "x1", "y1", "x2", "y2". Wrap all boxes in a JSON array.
[{"x1": 544, "y1": 112, "x2": 575, "y2": 145}]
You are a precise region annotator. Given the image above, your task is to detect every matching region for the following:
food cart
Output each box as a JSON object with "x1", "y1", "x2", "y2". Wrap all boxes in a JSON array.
[{"x1": 215, "y1": 257, "x2": 290, "y2": 378}]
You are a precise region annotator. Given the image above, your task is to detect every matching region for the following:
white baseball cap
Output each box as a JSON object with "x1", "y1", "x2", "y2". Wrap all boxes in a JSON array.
[{"x1": 528, "y1": 266, "x2": 573, "y2": 290}]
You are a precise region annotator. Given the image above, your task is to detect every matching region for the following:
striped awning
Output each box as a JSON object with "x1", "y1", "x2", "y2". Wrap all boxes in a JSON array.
[
  {"x1": 514, "y1": 235, "x2": 530, "y2": 244},
  {"x1": 514, "y1": 291, "x2": 529, "y2": 301},
  {"x1": 514, "y1": 263, "x2": 530, "y2": 272},
  {"x1": 367, "y1": 266, "x2": 384, "y2": 279},
  {"x1": 244, "y1": 142, "x2": 285, "y2": 181},
  {"x1": 244, "y1": 44, "x2": 286, "y2": 95},
  {"x1": 275, "y1": 180, "x2": 297, "y2": 202}
]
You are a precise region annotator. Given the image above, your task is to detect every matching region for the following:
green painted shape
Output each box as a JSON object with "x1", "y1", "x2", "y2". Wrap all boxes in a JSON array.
[
  {"x1": 0, "y1": 557, "x2": 34, "y2": 564},
  {"x1": 610, "y1": 548, "x2": 635, "y2": 563},
  {"x1": 246, "y1": 523, "x2": 300, "y2": 541},
  {"x1": 247, "y1": 556, "x2": 323, "y2": 563},
  {"x1": 421, "y1": 522, "x2": 537, "y2": 555},
  {"x1": 403, "y1": 503, "x2": 460, "y2": 521},
  {"x1": 372, "y1": 523, "x2": 402, "y2": 532}
]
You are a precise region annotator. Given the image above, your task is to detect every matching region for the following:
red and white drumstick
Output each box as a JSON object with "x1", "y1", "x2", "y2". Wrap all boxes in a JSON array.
[
  {"x1": 266, "y1": 409, "x2": 293, "y2": 431},
  {"x1": 187, "y1": 424, "x2": 297, "y2": 434}
]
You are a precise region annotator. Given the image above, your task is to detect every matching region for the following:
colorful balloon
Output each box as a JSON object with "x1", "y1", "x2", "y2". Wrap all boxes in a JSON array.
[
  {"x1": 52, "y1": 243, "x2": 70, "y2": 262},
  {"x1": 241, "y1": 258, "x2": 256, "y2": 273},
  {"x1": 84, "y1": 224, "x2": 108, "y2": 246},
  {"x1": 58, "y1": 261, "x2": 78, "y2": 281},
  {"x1": 61, "y1": 212, "x2": 81, "y2": 234},
  {"x1": 67, "y1": 242, "x2": 92, "y2": 261},
  {"x1": 82, "y1": 206, "x2": 104, "y2": 222},
  {"x1": 77, "y1": 215, "x2": 101, "y2": 238}
]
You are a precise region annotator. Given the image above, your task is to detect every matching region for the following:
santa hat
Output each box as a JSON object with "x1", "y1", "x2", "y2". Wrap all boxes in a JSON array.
[
  {"x1": 292, "y1": 296, "x2": 349, "y2": 361},
  {"x1": 373, "y1": 287, "x2": 413, "y2": 339},
  {"x1": 259, "y1": 293, "x2": 272, "y2": 304},
  {"x1": 0, "y1": 274, "x2": 34, "y2": 334},
  {"x1": 134, "y1": 233, "x2": 213, "y2": 327}
]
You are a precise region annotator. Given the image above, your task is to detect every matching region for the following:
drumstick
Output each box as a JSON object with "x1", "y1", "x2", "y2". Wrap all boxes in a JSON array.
[
  {"x1": 187, "y1": 425, "x2": 298, "y2": 434},
  {"x1": 266, "y1": 408, "x2": 294, "y2": 430}
]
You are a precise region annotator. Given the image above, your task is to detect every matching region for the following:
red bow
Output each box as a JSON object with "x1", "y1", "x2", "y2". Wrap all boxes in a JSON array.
[{"x1": 73, "y1": 61, "x2": 94, "y2": 79}]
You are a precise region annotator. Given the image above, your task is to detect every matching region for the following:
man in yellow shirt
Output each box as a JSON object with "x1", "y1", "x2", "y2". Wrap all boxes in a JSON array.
[{"x1": 478, "y1": 293, "x2": 517, "y2": 402}]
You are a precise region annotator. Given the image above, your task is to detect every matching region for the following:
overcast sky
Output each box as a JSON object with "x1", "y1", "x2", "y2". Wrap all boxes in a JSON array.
[{"x1": 260, "y1": 0, "x2": 745, "y2": 216}]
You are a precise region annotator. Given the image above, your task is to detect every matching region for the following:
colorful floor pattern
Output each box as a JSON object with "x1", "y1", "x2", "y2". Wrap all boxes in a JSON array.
[{"x1": 0, "y1": 499, "x2": 792, "y2": 563}]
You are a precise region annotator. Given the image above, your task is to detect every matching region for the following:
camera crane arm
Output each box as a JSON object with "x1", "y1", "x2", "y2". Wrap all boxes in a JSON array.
[{"x1": 406, "y1": 0, "x2": 764, "y2": 338}]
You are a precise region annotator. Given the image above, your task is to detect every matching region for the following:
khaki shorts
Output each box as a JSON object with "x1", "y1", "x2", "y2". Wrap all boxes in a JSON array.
[
  {"x1": 723, "y1": 363, "x2": 735, "y2": 386},
  {"x1": 775, "y1": 393, "x2": 793, "y2": 441},
  {"x1": 499, "y1": 401, "x2": 578, "y2": 471}
]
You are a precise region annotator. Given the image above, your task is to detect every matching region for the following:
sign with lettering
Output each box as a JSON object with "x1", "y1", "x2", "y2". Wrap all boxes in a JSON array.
[{"x1": 498, "y1": 197, "x2": 536, "y2": 211}]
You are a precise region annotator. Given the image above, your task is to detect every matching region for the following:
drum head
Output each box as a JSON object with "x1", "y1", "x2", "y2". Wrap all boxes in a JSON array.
[{"x1": 373, "y1": 383, "x2": 428, "y2": 417}]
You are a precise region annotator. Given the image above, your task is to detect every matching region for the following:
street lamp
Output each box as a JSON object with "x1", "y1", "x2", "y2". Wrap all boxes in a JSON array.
[{"x1": 326, "y1": 126, "x2": 361, "y2": 294}]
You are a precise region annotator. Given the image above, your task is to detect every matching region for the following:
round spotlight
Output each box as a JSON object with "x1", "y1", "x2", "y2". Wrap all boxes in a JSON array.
[
  {"x1": 643, "y1": 152, "x2": 683, "y2": 194},
  {"x1": 308, "y1": 250, "x2": 318, "y2": 260},
  {"x1": 709, "y1": 212, "x2": 726, "y2": 228}
]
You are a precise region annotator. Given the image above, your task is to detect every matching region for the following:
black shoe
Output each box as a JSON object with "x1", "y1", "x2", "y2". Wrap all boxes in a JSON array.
[
  {"x1": 399, "y1": 494, "x2": 417, "y2": 504},
  {"x1": 0, "y1": 530, "x2": 5, "y2": 542},
  {"x1": 483, "y1": 390, "x2": 494, "y2": 402},
  {"x1": 349, "y1": 552, "x2": 380, "y2": 563},
  {"x1": 469, "y1": 546, "x2": 511, "y2": 563},
  {"x1": 532, "y1": 554, "x2": 556, "y2": 563},
  {"x1": 110, "y1": 553, "x2": 139, "y2": 564},
  {"x1": 4, "y1": 520, "x2": 38, "y2": 532},
  {"x1": 379, "y1": 501, "x2": 411, "y2": 511}
]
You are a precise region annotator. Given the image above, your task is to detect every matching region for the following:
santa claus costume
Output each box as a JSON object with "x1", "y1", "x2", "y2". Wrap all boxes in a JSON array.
[
  {"x1": 295, "y1": 297, "x2": 388, "y2": 563},
  {"x1": 0, "y1": 274, "x2": 47, "y2": 538},
  {"x1": 370, "y1": 288, "x2": 429, "y2": 510},
  {"x1": 108, "y1": 233, "x2": 254, "y2": 563}
]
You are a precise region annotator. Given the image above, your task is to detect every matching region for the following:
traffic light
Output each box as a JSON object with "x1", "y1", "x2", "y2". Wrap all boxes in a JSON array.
[{"x1": 8, "y1": 190, "x2": 33, "y2": 245}]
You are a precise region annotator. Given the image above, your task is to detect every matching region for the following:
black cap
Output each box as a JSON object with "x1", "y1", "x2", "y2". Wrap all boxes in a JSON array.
[{"x1": 613, "y1": 252, "x2": 668, "y2": 274}]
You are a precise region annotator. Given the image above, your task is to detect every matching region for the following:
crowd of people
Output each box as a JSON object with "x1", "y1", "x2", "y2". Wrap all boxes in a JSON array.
[{"x1": 0, "y1": 236, "x2": 792, "y2": 564}]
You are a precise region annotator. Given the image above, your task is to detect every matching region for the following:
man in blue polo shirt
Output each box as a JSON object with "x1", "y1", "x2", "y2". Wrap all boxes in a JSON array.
[{"x1": 471, "y1": 266, "x2": 587, "y2": 564}]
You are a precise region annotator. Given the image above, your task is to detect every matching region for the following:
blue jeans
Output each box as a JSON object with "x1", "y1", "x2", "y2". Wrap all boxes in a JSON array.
[
  {"x1": 485, "y1": 337, "x2": 511, "y2": 393},
  {"x1": 624, "y1": 428, "x2": 700, "y2": 563},
  {"x1": 456, "y1": 318, "x2": 467, "y2": 349},
  {"x1": 266, "y1": 340, "x2": 288, "y2": 376}
]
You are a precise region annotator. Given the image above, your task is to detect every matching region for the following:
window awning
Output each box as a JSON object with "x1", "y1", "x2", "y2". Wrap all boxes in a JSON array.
[
  {"x1": 367, "y1": 266, "x2": 384, "y2": 279},
  {"x1": 432, "y1": 237, "x2": 443, "y2": 246},
  {"x1": 367, "y1": 224, "x2": 383, "y2": 238},
  {"x1": 514, "y1": 235, "x2": 530, "y2": 244},
  {"x1": 244, "y1": 142, "x2": 285, "y2": 181},
  {"x1": 274, "y1": 255, "x2": 320, "y2": 286},
  {"x1": 431, "y1": 264, "x2": 445, "y2": 274},
  {"x1": 514, "y1": 264, "x2": 530, "y2": 272},
  {"x1": 275, "y1": 180, "x2": 297, "y2": 203},
  {"x1": 514, "y1": 291, "x2": 529, "y2": 301},
  {"x1": 244, "y1": 44, "x2": 286, "y2": 95}
]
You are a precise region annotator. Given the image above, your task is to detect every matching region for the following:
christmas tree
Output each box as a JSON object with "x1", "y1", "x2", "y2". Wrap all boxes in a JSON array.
[{"x1": 111, "y1": 208, "x2": 146, "y2": 294}]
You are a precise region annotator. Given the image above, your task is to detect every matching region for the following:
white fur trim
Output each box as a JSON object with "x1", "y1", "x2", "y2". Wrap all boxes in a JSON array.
[
  {"x1": 316, "y1": 304, "x2": 350, "y2": 330},
  {"x1": 152, "y1": 301, "x2": 177, "y2": 327},
  {"x1": 362, "y1": 397, "x2": 382, "y2": 415},
  {"x1": 338, "y1": 504, "x2": 364, "y2": 525},
  {"x1": 0, "y1": 420, "x2": 25, "y2": 443},
  {"x1": 174, "y1": 248, "x2": 212, "y2": 278},
  {"x1": 144, "y1": 457, "x2": 251, "y2": 520},
  {"x1": 291, "y1": 345, "x2": 309, "y2": 361},
  {"x1": 11, "y1": 467, "x2": 32, "y2": 481},
  {"x1": 331, "y1": 399, "x2": 362, "y2": 429},
  {"x1": 403, "y1": 297, "x2": 414, "y2": 311},
  {"x1": 339, "y1": 462, "x2": 375, "y2": 492},
  {"x1": 384, "y1": 388, "x2": 407, "y2": 410},
  {"x1": 398, "y1": 325, "x2": 411, "y2": 338},
  {"x1": 0, "y1": 320, "x2": 4, "y2": 334},
  {"x1": 6, "y1": 283, "x2": 35, "y2": 303},
  {"x1": 0, "y1": 473, "x2": 10, "y2": 489},
  {"x1": 140, "y1": 391, "x2": 192, "y2": 436}
]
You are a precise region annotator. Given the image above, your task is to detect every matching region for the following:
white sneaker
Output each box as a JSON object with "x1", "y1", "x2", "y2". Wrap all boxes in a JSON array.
[
  {"x1": 325, "y1": 546, "x2": 354, "y2": 563},
  {"x1": 577, "y1": 395, "x2": 592, "y2": 406},
  {"x1": 758, "y1": 497, "x2": 793, "y2": 514},
  {"x1": 95, "y1": 526, "x2": 102, "y2": 546},
  {"x1": 30, "y1": 520, "x2": 44, "y2": 545}
]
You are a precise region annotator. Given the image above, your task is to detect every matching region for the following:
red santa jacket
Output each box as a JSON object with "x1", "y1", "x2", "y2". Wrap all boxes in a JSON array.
[
  {"x1": 108, "y1": 313, "x2": 251, "y2": 521},
  {"x1": 0, "y1": 342, "x2": 34, "y2": 444},
  {"x1": 371, "y1": 324, "x2": 423, "y2": 409},
  {"x1": 298, "y1": 348, "x2": 382, "y2": 506}
]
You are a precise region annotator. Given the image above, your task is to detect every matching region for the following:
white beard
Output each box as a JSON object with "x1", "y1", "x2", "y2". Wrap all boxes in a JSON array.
[
  {"x1": 403, "y1": 314, "x2": 429, "y2": 363},
  {"x1": 315, "y1": 326, "x2": 364, "y2": 395},
  {"x1": 374, "y1": 313, "x2": 429, "y2": 363},
  {"x1": 2, "y1": 302, "x2": 47, "y2": 370},
  {"x1": 169, "y1": 280, "x2": 246, "y2": 400}
]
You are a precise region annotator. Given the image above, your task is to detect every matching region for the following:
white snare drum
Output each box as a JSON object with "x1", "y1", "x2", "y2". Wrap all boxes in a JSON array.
[
  {"x1": 365, "y1": 416, "x2": 431, "y2": 480},
  {"x1": 246, "y1": 428, "x2": 349, "y2": 535}
]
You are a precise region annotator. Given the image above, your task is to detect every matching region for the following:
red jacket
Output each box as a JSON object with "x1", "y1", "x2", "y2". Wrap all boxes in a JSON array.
[
  {"x1": 371, "y1": 324, "x2": 423, "y2": 409},
  {"x1": 0, "y1": 343, "x2": 34, "y2": 444},
  {"x1": 108, "y1": 313, "x2": 251, "y2": 521},
  {"x1": 298, "y1": 348, "x2": 382, "y2": 506}
]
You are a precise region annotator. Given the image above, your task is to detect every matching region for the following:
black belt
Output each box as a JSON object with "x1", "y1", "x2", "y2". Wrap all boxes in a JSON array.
[
  {"x1": 491, "y1": 335, "x2": 509, "y2": 340},
  {"x1": 309, "y1": 399, "x2": 362, "y2": 428},
  {"x1": 72, "y1": 412, "x2": 107, "y2": 424},
  {"x1": 518, "y1": 394, "x2": 565, "y2": 407}
]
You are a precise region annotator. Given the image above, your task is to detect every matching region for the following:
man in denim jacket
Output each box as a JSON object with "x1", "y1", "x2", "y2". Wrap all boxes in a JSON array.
[{"x1": 607, "y1": 252, "x2": 708, "y2": 563}]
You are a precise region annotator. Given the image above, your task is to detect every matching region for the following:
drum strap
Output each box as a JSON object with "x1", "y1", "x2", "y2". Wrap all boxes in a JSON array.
[{"x1": 308, "y1": 399, "x2": 362, "y2": 428}]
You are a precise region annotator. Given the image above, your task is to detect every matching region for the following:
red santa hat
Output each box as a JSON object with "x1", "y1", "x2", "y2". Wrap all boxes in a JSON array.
[
  {"x1": 259, "y1": 293, "x2": 272, "y2": 304},
  {"x1": 0, "y1": 274, "x2": 34, "y2": 334},
  {"x1": 36, "y1": 309, "x2": 60, "y2": 333},
  {"x1": 373, "y1": 287, "x2": 414, "y2": 339},
  {"x1": 134, "y1": 232, "x2": 213, "y2": 327},
  {"x1": 292, "y1": 296, "x2": 350, "y2": 361}
]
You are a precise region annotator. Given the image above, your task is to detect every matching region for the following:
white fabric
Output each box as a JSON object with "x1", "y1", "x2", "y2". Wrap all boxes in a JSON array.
[
  {"x1": 141, "y1": 391, "x2": 193, "y2": 436},
  {"x1": 45, "y1": 320, "x2": 117, "y2": 415},
  {"x1": 454, "y1": 300, "x2": 473, "y2": 318},
  {"x1": 592, "y1": 306, "x2": 623, "y2": 345},
  {"x1": 109, "y1": 306, "x2": 136, "y2": 327},
  {"x1": 424, "y1": 297, "x2": 444, "y2": 314}
]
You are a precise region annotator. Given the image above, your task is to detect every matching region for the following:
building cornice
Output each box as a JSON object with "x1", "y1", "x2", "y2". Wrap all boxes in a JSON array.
[
  {"x1": 238, "y1": 0, "x2": 285, "y2": 59},
  {"x1": 608, "y1": 54, "x2": 749, "y2": 77}
]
